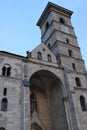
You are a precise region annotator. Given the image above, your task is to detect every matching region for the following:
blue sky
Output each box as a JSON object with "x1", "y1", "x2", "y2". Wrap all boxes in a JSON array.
[{"x1": 0, "y1": 0, "x2": 87, "y2": 67}]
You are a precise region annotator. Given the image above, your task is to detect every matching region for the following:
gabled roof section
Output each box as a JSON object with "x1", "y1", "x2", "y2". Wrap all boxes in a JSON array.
[
  {"x1": 31, "y1": 43, "x2": 57, "y2": 63},
  {"x1": 37, "y1": 2, "x2": 73, "y2": 27}
]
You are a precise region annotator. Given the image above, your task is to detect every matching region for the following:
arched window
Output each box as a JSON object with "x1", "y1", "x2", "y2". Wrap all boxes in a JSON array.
[
  {"x1": 0, "y1": 127, "x2": 5, "y2": 130},
  {"x1": 1, "y1": 98, "x2": 8, "y2": 111},
  {"x1": 60, "y1": 18, "x2": 65, "y2": 24},
  {"x1": 3, "y1": 88, "x2": 7, "y2": 96},
  {"x1": 31, "y1": 123, "x2": 42, "y2": 130},
  {"x1": 80, "y1": 95, "x2": 87, "y2": 111},
  {"x1": 75, "y1": 77, "x2": 81, "y2": 87},
  {"x1": 47, "y1": 54, "x2": 51, "y2": 62},
  {"x1": 72, "y1": 63, "x2": 76, "y2": 70},
  {"x1": 2, "y1": 66, "x2": 6, "y2": 76},
  {"x1": 68, "y1": 49, "x2": 73, "y2": 57},
  {"x1": 37, "y1": 52, "x2": 42, "y2": 60},
  {"x1": 2, "y1": 64, "x2": 11, "y2": 76},
  {"x1": 48, "y1": 43, "x2": 51, "y2": 49},
  {"x1": 66, "y1": 38, "x2": 69, "y2": 44},
  {"x1": 46, "y1": 22, "x2": 49, "y2": 30},
  {"x1": 7, "y1": 67, "x2": 11, "y2": 76},
  {"x1": 30, "y1": 92, "x2": 37, "y2": 114}
]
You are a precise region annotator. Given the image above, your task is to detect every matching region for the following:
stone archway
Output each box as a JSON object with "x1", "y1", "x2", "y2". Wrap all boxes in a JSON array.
[{"x1": 30, "y1": 70, "x2": 68, "y2": 130}]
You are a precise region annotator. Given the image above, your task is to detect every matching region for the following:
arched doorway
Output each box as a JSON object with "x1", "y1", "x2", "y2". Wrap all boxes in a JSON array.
[
  {"x1": 30, "y1": 70, "x2": 68, "y2": 130},
  {"x1": 31, "y1": 123, "x2": 42, "y2": 130}
]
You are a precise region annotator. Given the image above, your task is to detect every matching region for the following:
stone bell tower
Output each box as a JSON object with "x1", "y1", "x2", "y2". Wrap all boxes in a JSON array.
[{"x1": 37, "y1": 2, "x2": 86, "y2": 72}]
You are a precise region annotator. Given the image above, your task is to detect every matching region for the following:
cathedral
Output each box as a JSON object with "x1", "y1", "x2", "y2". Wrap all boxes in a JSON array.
[{"x1": 0, "y1": 2, "x2": 87, "y2": 130}]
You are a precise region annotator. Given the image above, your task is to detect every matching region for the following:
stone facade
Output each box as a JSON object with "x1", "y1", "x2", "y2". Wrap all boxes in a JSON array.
[{"x1": 0, "y1": 2, "x2": 87, "y2": 130}]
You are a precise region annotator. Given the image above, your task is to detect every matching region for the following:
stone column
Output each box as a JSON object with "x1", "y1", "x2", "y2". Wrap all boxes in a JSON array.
[
  {"x1": 21, "y1": 59, "x2": 31, "y2": 130},
  {"x1": 22, "y1": 80, "x2": 31, "y2": 130}
]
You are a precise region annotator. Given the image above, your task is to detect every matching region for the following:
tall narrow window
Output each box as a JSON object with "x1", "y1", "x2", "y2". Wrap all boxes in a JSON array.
[
  {"x1": 72, "y1": 63, "x2": 76, "y2": 70},
  {"x1": 2, "y1": 66, "x2": 6, "y2": 76},
  {"x1": 46, "y1": 22, "x2": 49, "y2": 30},
  {"x1": 75, "y1": 77, "x2": 81, "y2": 87},
  {"x1": 48, "y1": 44, "x2": 51, "y2": 49},
  {"x1": 1, "y1": 98, "x2": 8, "y2": 111},
  {"x1": 80, "y1": 95, "x2": 87, "y2": 111},
  {"x1": 3, "y1": 88, "x2": 7, "y2": 96},
  {"x1": 30, "y1": 92, "x2": 37, "y2": 114},
  {"x1": 47, "y1": 54, "x2": 51, "y2": 62},
  {"x1": 66, "y1": 38, "x2": 69, "y2": 44},
  {"x1": 7, "y1": 67, "x2": 11, "y2": 76},
  {"x1": 37, "y1": 52, "x2": 42, "y2": 60},
  {"x1": 68, "y1": 49, "x2": 73, "y2": 57}
]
